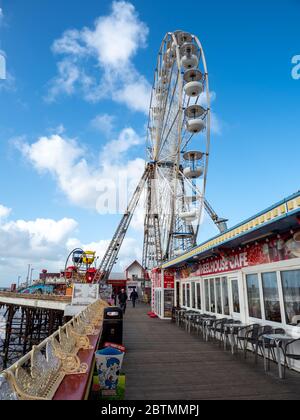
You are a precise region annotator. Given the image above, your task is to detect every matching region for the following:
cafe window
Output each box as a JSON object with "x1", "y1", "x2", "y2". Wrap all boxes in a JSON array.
[
  {"x1": 222, "y1": 277, "x2": 230, "y2": 316},
  {"x1": 281, "y1": 270, "x2": 300, "y2": 325},
  {"x1": 262, "y1": 272, "x2": 282, "y2": 323},
  {"x1": 205, "y1": 280, "x2": 210, "y2": 312},
  {"x1": 191, "y1": 282, "x2": 196, "y2": 309},
  {"x1": 231, "y1": 280, "x2": 240, "y2": 313},
  {"x1": 246, "y1": 274, "x2": 262, "y2": 319},
  {"x1": 182, "y1": 284, "x2": 186, "y2": 307},
  {"x1": 210, "y1": 279, "x2": 216, "y2": 313},
  {"x1": 196, "y1": 283, "x2": 201, "y2": 310},
  {"x1": 216, "y1": 278, "x2": 222, "y2": 314},
  {"x1": 186, "y1": 283, "x2": 191, "y2": 308}
]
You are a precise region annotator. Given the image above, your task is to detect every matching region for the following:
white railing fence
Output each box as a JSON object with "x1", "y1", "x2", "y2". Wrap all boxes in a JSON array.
[{"x1": 0, "y1": 299, "x2": 109, "y2": 400}]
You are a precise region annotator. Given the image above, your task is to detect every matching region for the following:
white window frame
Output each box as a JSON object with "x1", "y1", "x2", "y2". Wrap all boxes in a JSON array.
[{"x1": 242, "y1": 258, "x2": 300, "y2": 331}]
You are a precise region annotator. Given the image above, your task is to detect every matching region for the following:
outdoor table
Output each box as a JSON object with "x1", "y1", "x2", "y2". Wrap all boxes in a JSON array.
[
  {"x1": 176, "y1": 309, "x2": 186, "y2": 326},
  {"x1": 202, "y1": 318, "x2": 217, "y2": 341},
  {"x1": 224, "y1": 323, "x2": 249, "y2": 354},
  {"x1": 262, "y1": 334, "x2": 293, "y2": 379},
  {"x1": 185, "y1": 312, "x2": 198, "y2": 333}
]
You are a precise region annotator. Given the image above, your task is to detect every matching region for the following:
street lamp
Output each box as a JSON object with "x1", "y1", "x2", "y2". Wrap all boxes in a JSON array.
[{"x1": 26, "y1": 264, "x2": 31, "y2": 288}]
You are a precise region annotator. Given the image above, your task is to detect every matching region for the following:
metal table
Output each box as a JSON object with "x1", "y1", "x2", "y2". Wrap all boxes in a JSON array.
[
  {"x1": 184, "y1": 312, "x2": 199, "y2": 333},
  {"x1": 202, "y1": 318, "x2": 217, "y2": 341},
  {"x1": 262, "y1": 334, "x2": 293, "y2": 379}
]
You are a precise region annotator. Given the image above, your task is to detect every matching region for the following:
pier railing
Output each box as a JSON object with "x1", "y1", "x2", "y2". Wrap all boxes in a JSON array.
[
  {"x1": 0, "y1": 291, "x2": 72, "y2": 302},
  {"x1": 0, "y1": 299, "x2": 109, "y2": 400}
]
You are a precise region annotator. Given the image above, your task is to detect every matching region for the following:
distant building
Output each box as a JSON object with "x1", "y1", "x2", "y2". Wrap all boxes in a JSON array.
[
  {"x1": 108, "y1": 261, "x2": 151, "y2": 302},
  {"x1": 39, "y1": 272, "x2": 65, "y2": 284}
]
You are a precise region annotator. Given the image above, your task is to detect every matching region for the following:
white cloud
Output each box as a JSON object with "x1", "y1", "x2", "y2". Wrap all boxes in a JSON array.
[
  {"x1": 0, "y1": 8, "x2": 3, "y2": 23},
  {"x1": 0, "y1": 208, "x2": 79, "y2": 286},
  {"x1": 17, "y1": 128, "x2": 145, "y2": 212},
  {"x1": 114, "y1": 76, "x2": 151, "y2": 114},
  {"x1": 91, "y1": 114, "x2": 115, "y2": 137},
  {"x1": 0, "y1": 204, "x2": 143, "y2": 285},
  {"x1": 70, "y1": 236, "x2": 142, "y2": 272},
  {"x1": 0, "y1": 204, "x2": 11, "y2": 219},
  {"x1": 100, "y1": 127, "x2": 142, "y2": 161},
  {"x1": 81, "y1": 1, "x2": 148, "y2": 68},
  {"x1": 198, "y1": 91, "x2": 222, "y2": 135},
  {"x1": 211, "y1": 112, "x2": 222, "y2": 135},
  {"x1": 0, "y1": 218, "x2": 78, "y2": 259},
  {"x1": 47, "y1": 1, "x2": 151, "y2": 113}
]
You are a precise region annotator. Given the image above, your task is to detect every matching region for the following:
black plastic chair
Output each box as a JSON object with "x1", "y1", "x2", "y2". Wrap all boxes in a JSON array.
[
  {"x1": 210, "y1": 318, "x2": 228, "y2": 342},
  {"x1": 259, "y1": 328, "x2": 286, "y2": 367},
  {"x1": 254, "y1": 325, "x2": 273, "y2": 364},
  {"x1": 283, "y1": 338, "x2": 300, "y2": 378},
  {"x1": 222, "y1": 320, "x2": 241, "y2": 351},
  {"x1": 236, "y1": 324, "x2": 260, "y2": 358}
]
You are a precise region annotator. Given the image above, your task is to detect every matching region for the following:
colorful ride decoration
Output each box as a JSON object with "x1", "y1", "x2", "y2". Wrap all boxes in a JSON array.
[{"x1": 63, "y1": 248, "x2": 98, "y2": 285}]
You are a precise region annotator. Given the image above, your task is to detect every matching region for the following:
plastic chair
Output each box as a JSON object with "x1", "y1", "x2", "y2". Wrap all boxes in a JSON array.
[
  {"x1": 283, "y1": 338, "x2": 300, "y2": 378},
  {"x1": 236, "y1": 324, "x2": 260, "y2": 358}
]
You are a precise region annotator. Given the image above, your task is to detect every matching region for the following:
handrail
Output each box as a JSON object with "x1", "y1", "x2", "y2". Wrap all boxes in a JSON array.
[
  {"x1": 0, "y1": 299, "x2": 109, "y2": 400},
  {"x1": 0, "y1": 292, "x2": 71, "y2": 302}
]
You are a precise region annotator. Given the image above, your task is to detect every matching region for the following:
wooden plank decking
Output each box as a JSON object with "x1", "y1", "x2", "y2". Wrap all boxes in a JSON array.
[{"x1": 123, "y1": 305, "x2": 300, "y2": 400}]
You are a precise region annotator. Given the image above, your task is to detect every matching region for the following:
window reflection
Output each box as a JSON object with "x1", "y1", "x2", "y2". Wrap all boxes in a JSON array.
[
  {"x1": 246, "y1": 274, "x2": 262, "y2": 319},
  {"x1": 210, "y1": 279, "x2": 215, "y2": 313},
  {"x1": 232, "y1": 280, "x2": 240, "y2": 313},
  {"x1": 262, "y1": 272, "x2": 282, "y2": 323},
  {"x1": 196, "y1": 283, "x2": 201, "y2": 310},
  {"x1": 182, "y1": 284, "x2": 186, "y2": 307},
  {"x1": 205, "y1": 280, "x2": 210, "y2": 312},
  {"x1": 222, "y1": 277, "x2": 230, "y2": 316},
  {"x1": 186, "y1": 284, "x2": 191, "y2": 308},
  {"x1": 191, "y1": 282, "x2": 196, "y2": 308},
  {"x1": 216, "y1": 278, "x2": 222, "y2": 314},
  {"x1": 282, "y1": 270, "x2": 300, "y2": 325}
]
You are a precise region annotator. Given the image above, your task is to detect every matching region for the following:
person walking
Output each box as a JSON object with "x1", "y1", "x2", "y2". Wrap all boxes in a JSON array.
[
  {"x1": 118, "y1": 289, "x2": 128, "y2": 315},
  {"x1": 130, "y1": 289, "x2": 139, "y2": 308}
]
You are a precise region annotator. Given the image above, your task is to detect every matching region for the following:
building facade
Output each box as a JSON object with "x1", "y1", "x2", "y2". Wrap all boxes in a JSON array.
[{"x1": 152, "y1": 191, "x2": 300, "y2": 346}]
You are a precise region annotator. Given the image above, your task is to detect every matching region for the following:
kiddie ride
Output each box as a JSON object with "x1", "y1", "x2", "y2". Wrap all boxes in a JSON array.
[
  {"x1": 17, "y1": 249, "x2": 100, "y2": 296},
  {"x1": 64, "y1": 249, "x2": 99, "y2": 286}
]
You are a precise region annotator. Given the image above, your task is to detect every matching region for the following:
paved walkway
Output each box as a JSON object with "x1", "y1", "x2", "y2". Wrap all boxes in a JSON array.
[{"x1": 123, "y1": 305, "x2": 300, "y2": 400}]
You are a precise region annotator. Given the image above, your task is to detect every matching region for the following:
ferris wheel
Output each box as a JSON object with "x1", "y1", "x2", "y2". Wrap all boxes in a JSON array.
[
  {"x1": 91, "y1": 30, "x2": 226, "y2": 284},
  {"x1": 143, "y1": 30, "x2": 211, "y2": 270}
]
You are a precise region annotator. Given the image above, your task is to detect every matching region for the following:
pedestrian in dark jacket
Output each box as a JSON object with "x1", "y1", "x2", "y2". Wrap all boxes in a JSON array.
[
  {"x1": 118, "y1": 289, "x2": 128, "y2": 314},
  {"x1": 130, "y1": 290, "x2": 139, "y2": 308}
]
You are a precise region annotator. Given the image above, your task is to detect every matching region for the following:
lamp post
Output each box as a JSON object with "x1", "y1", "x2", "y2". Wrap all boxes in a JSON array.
[{"x1": 26, "y1": 264, "x2": 31, "y2": 288}]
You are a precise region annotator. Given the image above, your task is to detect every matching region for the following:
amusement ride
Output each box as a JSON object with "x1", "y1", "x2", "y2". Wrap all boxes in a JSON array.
[
  {"x1": 64, "y1": 30, "x2": 228, "y2": 287},
  {"x1": 24, "y1": 30, "x2": 228, "y2": 292}
]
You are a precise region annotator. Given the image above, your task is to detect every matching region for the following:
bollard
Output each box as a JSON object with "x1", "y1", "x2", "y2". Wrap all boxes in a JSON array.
[{"x1": 99, "y1": 307, "x2": 123, "y2": 348}]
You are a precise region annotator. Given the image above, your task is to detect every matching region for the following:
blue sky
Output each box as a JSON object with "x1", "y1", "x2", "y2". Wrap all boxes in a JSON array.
[{"x1": 0, "y1": 0, "x2": 299, "y2": 286}]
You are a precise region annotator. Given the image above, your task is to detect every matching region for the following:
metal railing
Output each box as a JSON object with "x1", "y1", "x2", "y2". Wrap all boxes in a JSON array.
[
  {"x1": 0, "y1": 299, "x2": 108, "y2": 400},
  {"x1": 0, "y1": 292, "x2": 72, "y2": 302}
]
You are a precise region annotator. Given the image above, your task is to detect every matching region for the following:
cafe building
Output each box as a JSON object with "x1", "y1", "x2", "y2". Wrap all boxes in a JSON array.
[{"x1": 152, "y1": 191, "x2": 300, "y2": 338}]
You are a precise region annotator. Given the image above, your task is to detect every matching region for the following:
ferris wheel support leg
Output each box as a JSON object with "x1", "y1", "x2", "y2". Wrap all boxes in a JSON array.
[{"x1": 95, "y1": 167, "x2": 151, "y2": 284}]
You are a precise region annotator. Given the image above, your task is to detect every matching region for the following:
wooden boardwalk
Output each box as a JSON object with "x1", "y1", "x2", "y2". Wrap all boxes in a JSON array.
[{"x1": 123, "y1": 305, "x2": 300, "y2": 400}]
